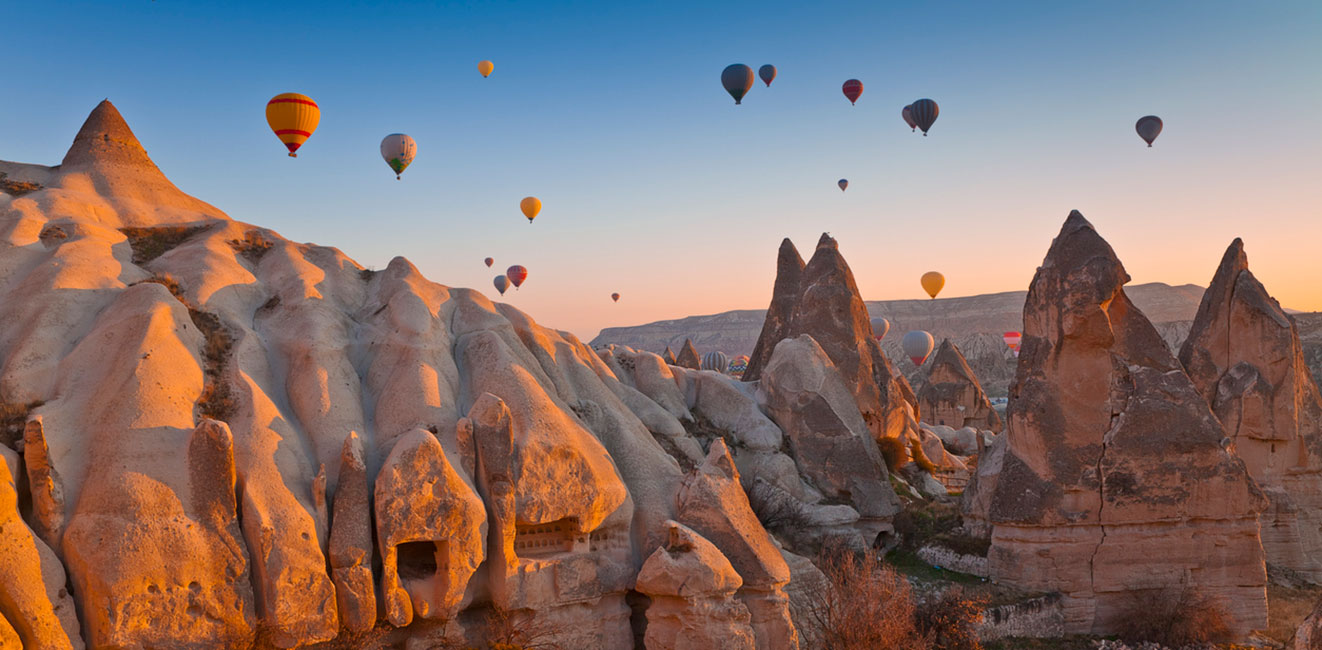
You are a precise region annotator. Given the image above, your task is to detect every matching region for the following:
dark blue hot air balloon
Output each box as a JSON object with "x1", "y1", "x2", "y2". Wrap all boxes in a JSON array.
[
  {"x1": 722, "y1": 64, "x2": 755, "y2": 105},
  {"x1": 909, "y1": 98, "x2": 939, "y2": 135},
  {"x1": 758, "y1": 65, "x2": 777, "y2": 87}
]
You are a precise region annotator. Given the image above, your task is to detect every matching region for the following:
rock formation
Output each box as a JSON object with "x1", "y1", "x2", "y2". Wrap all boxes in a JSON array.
[
  {"x1": 917, "y1": 338, "x2": 1003, "y2": 431},
  {"x1": 662, "y1": 346, "x2": 677, "y2": 365},
  {"x1": 744, "y1": 239, "x2": 805, "y2": 382},
  {"x1": 987, "y1": 211, "x2": 1268, "y2": 637},
  {"x1": 1178, "y1": 239, "x2": 1322, "y2": 583},
  {"x1": 676, "y1": 339, "x2": 701, "y2": 369},
  {"x1": 635, "y1": 521, "x2": 756, "y2": 650}
]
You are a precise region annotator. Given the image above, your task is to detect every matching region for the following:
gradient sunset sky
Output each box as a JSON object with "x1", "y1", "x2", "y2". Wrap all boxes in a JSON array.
[{"x1": 3, "y1": 1, "x2": 1319, "y2": 339}]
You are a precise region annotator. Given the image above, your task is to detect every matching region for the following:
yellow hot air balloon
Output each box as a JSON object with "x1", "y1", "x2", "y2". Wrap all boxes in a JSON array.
[
  {"x1": 478, "y1": 60, "x2": 495, "y2": 78},
  {"x1": 520, "y1": 197, "x2": 541, "y2": 224},
  {"x1": 920, "y1": 271, "x2": 945, "y2": 299},
  {"x1": 266, "y1": 93, "x2": 320, "y2": 157}
]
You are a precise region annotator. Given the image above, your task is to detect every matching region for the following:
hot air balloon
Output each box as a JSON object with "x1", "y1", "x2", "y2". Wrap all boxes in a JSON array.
[
  {"x1": 729, "y1": 354, "x2": 750, "y2": 377},
  {"x1": 758, "y1": 65, "x2": 777, "y2": 87},
  {"x1": 1136, "y1": 115, "x2": 1163, "y2": 147},
  {"x1": 520, "y1": 197, "x2": 541, "y2": 224},
  {"x1": 902, "y1": 105, "x2": 917, "y2": 132},
  {"x1": 1003, "y1": 331, "x2": 1022, "y2": 357},
  {"x1": 266, "y1": 93, "x2": 320, "y2": 157},
  {"x1": 842, "y1": 79, "x2": 863, "y2": 105},
  {"x1": 507, "y1": 265, "x2": 528, "y2": 288},
  {"x1": 838, "y1": 179, "x2": 849, "y2": 192},
  {"x1": 484, "y1": 257, "x2": 494, "y2": 267},
  {"x1": 870, "y1": 317, "x2": 890, "y2": 341},
  {"x1": 478, "y1": 60, "x2": 494, "y2": 78},
  {"x1": 379, "y1": 134, "x2": 417, "y2": 180},
  {"x1": 493, "y1": 275, "x2": 510, "y2": 295},
  {"x1": 722, "y1": 64, "x2": 754, "y2": 105},
  {"x1": 920, "y1": 271, "x2": 945, "y2": 299},
  {"x1": 902, "y1": 330, "x2": 935, "y2": 366},
  {"x1": 909, "y1": 99, "x2": 939, "y2": 135},
  {"x1": 611, "y1": 292, "x2": 620, "y2": 303},
  {"x1": 702, "y1": 351, "x2": 730, "y2": 374}
]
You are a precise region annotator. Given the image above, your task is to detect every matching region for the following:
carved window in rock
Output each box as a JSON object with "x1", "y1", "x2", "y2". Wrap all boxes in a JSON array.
[{"x1": 514, "y1": 517, "x2": 588, "y2": 557}]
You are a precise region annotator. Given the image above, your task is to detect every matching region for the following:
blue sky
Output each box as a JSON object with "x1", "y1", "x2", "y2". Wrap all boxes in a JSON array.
[{"x1": 3, "y1": 1, "x2": 1319, "y2": 338}]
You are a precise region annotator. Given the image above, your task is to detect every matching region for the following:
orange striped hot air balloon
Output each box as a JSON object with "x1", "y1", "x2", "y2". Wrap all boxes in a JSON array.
[{"x1": 266, "y1": 93, "x2": 320, "y2": 157}]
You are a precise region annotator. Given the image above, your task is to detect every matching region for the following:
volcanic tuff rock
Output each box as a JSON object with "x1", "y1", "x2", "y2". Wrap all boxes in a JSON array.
[
  {"x1": 0, "y1": 101, "x2": 807, "y2": 648},
  {"x1": 986, "y1": 211, "x2": 1268, "y2": 637},
  {"x1": 662, "y1": 346, "x2": 677, "y2": 365},
  {"x1": 917, "y1": 338, "x2": 1003, "y2": 431},
  {"x1": 636, "y1": 520, "x2": 756, "y2": 650},
  {"x1": 676, "y1": 338, "x2": 702, "y2": 369},
  {"x1": 1178, "y1": 239, "x2": 1322, "y2": 582},
  {"x1": 744, "y1": 238, "x2": 805, "y2": 382}
]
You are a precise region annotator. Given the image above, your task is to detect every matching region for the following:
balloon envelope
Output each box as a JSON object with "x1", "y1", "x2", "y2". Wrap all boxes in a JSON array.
[
  {"x1": 902, "y1": 105, "x2": 917, "y2": 131},
  {"x1": 842, "y1": 79, "x2": 863, "y2": 105},
  {"x1": 702, "y1": 351, "x2": 730, "y2": 374},
  {"x1": 870, "y1": 317, "x2": 890, "y2": 341},
  {"x1": 379, "y1": 134, "x2": 417, "y2": 179},
  {"x1": 611, "y1": 293, "x2": 620, "y2": 302},
  {"x1": 506, "y1": 265, "x2": 528, "y2": 288},
  {"x1": 902, "y1": 330, "x2": 935, "y2": 366},
  {"x1": 920, "y1": 271, "x2": 945, "y2": 299},
  {"x1": 493, "y1": 275, "x2": 510, "y2": 295},
  {"x1": 484, "y1": 257, "x2": 494, "y2": 267},
  {"x1": 478, "y1": 60, "x2": 494, "y2": 77},
  {"x1": 1003, "y1": 331, "x2": 1022, "y2": 356},
  {"x1": 758, "y1": 64, "x2": 777, "y2": 87},
  {"x1": 520, "y1": 197, "x2": 542, "y2": 223},
  {"x1": 722, "y1": 64, "x2": 755, "y2": 104},
  {"x1": 909, "y1": 99, "x2": 939, "y2": 135},
  {"x1": 838, "y1": 179, "x2": 848, "y2": 192},
  {"x1": 1136, "y1": 115, "x2": 1163, "y2": 147},
  {"x1": 266, "y1": 93, "x2": 320, "y2": 157}
]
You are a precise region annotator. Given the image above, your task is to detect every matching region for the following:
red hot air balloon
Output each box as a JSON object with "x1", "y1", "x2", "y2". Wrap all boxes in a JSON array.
[
  {"x1": 902, "y1": 105, "x2": 917, "y2": 131},
  {"x1": 484, "y1": 257, "x2": 494, "y2": 267},
  {"x1": 842, "y1": 79, "x2": 863, "y2": 105},
  {"x1": 506, "y1": 265, "x2": 528, "y2": 289},
  {"x1": 1003, "y1": 331, "x2": 1022, "y2": 356},
  {"x1": 611, "y1": 292, "x2": 620, "y2": 302}
]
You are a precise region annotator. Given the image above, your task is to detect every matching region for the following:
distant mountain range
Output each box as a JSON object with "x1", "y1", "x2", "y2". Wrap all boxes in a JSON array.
[{"x1": 592, "y1": 283, "x2": 1322, "y2": 397}]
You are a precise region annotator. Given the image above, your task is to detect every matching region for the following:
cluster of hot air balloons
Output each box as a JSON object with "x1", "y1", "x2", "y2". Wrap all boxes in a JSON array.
[
  {"x1": 720, "y1": 64, "x2": 778, "y2": 105},
  {"x1": 492, "y1": 264, "x2": 529, "y2": 295}
]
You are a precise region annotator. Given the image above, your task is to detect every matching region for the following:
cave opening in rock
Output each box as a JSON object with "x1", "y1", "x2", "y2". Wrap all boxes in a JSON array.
[{"x1": 397, "y1": 541, "x2": 441, "y2": 581}]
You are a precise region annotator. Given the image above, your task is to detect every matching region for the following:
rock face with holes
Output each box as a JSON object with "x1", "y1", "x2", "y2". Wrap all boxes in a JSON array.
[
  {"x1": 986, "y1": 211, "x2": 1268, "y2": 638},
  {"x1": 917, "y1": 338, "x2": 1003, "y2": 432},
  {"x1": 1178, "y1": 239, "x2": 1322, "y2": 584}
]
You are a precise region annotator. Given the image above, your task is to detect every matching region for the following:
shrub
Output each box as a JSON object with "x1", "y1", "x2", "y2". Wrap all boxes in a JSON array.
[
  {"x1": 139, "y1": 273, "x2": 185, "y2": 301},
  {"x1": 1113, "y1": 585, "x2": 1233, "y2": 647},
  {"x1": 892, "y1": 500, "x2": 963, "y2": 551},
  {"x1": 0, "y1": 172, "x2": 42, "y2": 197},
  {"x1": 878, "y1": 436, "x2": 909, "y2": 473},
  {"x1": 747, "y1": 479, "x2": 812, "y2": 535},
  {"x1": 190, "y1": 309, "x2": 236, "y2": 422},
  {"x1": 0, "y1": 399, "x2": 44, "y2": 449},
  {"x1": 915, "y1": 587, "x2": 987, "y2": 650},
  {"x1": 794, "y1": 543, "x2": 929, "y2": 650},
  {"x1": 228, "y1": 229, "x2": 274, "y2": 264},
  {"x1": 910, "y1": 439, "x2": 938, "y2": 473},
  {"x1": 120, "y1": 225, "x2": 208, "y2": 265}
]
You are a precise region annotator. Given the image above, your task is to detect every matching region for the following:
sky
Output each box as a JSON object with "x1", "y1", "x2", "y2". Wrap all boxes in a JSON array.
[{"x1": 2, "y1": 1, "x2": 1319, "y2": 340}]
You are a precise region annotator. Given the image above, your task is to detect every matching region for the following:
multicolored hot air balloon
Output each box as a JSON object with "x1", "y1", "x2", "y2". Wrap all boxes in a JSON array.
[
  {"x1": 729, "y1": 354, "x2": 750, "y2": 378},
  {"x1": 902, "y1": 330, "x2": 935, "y2": 366},
  {"x1": 758, "y1": 65, "x2": 777, "y2": 87},
  {"x1": 520, "y1": 197, "x2": 541, "y2": 224},
  {"x1": 722, "y1": 64, "x2": 754, "y2": 105},
  {"x1": 1136, "y1": 115, "x2": 1163, "y2": 147},
  {"x1": 909, "y1": 98, "x2": 939, "y2": 135},
  {"x1": 921, "y1": 271, "x2": 945, "y2": 299},
  {"x1": 506, "y1": 265, "x2": 528, "y2": 288},
  {"x1": 838, "y1": 179, "x2": 849, "y2": 192},
  {"x1": 379, "y1": 134, "x2": 417, "y2": 180},
  {"x1": 478, "y1": 60, "x2": 494, "y2": 78},
  {"x1": 484, "y1": 257, "x2": 494, "y2": 267},
  {"x1": 1003, "y1": 331, "x2": 1022, "y2": 357},
  {"x1": 902, "y1": 105, "x2": 917, "y2": 132},
  {"x1": 266, "y1": 93, "x2": 320, "y2": 157},
  {"x1": 842, "y1": 79, "x2": 863, "y2": 105},
  {"x1": 493, "y1": 275, "x2": 510, "y2": 295},
  {"x1": 870, "y1": 317, "x2": 890, "y2": 341},
  {"x1": 702, "y1": 351, "x2": 730, "y2": 374},
  {"x1": 611, "y1": 292, "x2": 620, "y2": 303}
]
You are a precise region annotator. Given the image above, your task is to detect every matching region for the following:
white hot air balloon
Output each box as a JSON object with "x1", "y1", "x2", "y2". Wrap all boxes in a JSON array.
[
  {"x1": 870, "y1": 317, "x2": 890, "y2": 341},
  {"x1": 701, "y1": 351, "x2": 730, "y2": 374},
  {"x1": 902, "y1": 330, "x2": 935, "y2": 366},
  {"x1": 380, "y1": 133, "x2": 418, "y2": 180}
]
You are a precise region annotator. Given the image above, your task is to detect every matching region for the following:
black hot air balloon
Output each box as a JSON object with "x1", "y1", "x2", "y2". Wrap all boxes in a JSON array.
[
  {"x1": 909, "y1": 98, "x2": 939, "y2": 135},
  {"x1": 1136, "y1": 115, "x2": 1163, "y2": 147},
  {"x1": 758, "y1": 65, "x2": 777, "y2": 87},
  {"x1": 722, "y1": 64, "x2": 754, "y2": 105}
]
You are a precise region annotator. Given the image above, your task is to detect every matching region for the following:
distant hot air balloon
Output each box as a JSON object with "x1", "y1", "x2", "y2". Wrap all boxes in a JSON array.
[
  {"x1": 520, "y1": 197, "x2": 541, "y2": 223},
  {"x1": 722, "y1": 64, "x2": 755, "y2": 104},
  {"x1": 730, "y1": 354, "x2": 750, "y2": 377},
  {"x1": 920, "y1": 271, "x2": 945, "y2": 299},
  {"x1": 909, "y1": 99, "x2": 939, "y2": 135},
  {"x1": 758, "y1": 64, "x2": 777, "y2": 87},
  {"x1": 478, "y1": 60, "x2": 494, "y2": 78},
  {"x1": 1003, "y1": 331, "x2": 1022, "y2": 357},
  {"x1": 266, "y1": 93, "x2": 320, "y2": 157},
  {"x1": 493, "y1": 275, "x2": 510, "y2": 295},
  {"x1": 902, "y1": 330, "x2": 935, "y2": 366},
  {"x1": 902, "y1": 105, "x2": 917, "y2": 132},
  {"x1": 484, "y1": 257, "x2": 494, "y2": 267},
  {"x1": 611, "y1": 292, "x2": 620, "y2": 302},
  {"x1": 838, "y1": 179, "x2": 849, "y2": 192},
  {"x1": 842, "y1": 79, "x2": 863, "y2": 105},
  {"x1": 379, "y1": 134, "x2": 417, "y2": 180},
  {"x1": 1136, "y1": 115, "x2": 1163, "y2": 147},
  {"x1": 702, "y1": 351, "x2": 730, "y2": 374},
  {"x1": 870, "y1": 317, "x2": 890, "y2": 341},
  {"x1": 507, "y1": 265, "x2": 528, "y2": 288}
]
